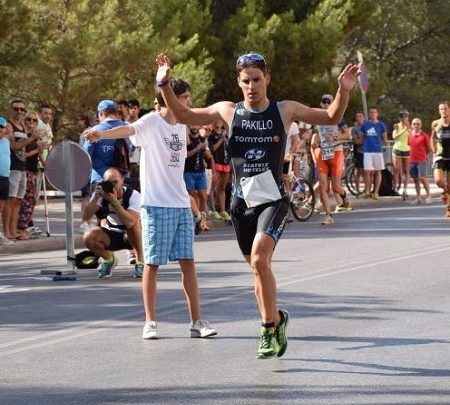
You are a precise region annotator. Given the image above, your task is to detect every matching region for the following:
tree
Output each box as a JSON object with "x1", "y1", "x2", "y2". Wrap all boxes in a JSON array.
[{"x1": 343, "y1": 0, "x2": 450, "y2": 130}]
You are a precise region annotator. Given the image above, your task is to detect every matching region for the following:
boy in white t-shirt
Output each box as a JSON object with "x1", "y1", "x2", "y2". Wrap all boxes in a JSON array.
[{"x1": 83, "y1": 79, "x2": 217, "y2": 340}]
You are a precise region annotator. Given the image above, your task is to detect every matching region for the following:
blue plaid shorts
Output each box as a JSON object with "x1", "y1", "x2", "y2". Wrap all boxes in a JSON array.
[{"x1": 141, "y1": 206, "x2": 194, "y2": 265}]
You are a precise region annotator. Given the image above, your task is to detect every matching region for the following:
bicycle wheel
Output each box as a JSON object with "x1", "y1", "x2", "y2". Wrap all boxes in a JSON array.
[
  {"x1": 344, "y1": 163, "x2": 358, "y2": 196},
  {"x1": 290, "y1": 178, "x2": 315, "y2": 222}
]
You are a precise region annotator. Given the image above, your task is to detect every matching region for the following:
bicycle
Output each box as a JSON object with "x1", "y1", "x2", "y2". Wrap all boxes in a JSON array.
[
  {"x1": 286, "y1": 152, "x2": 315, "y2": 222},
  {"x1": 344, "y1": 158, "x2": 395, "y2": 196}
]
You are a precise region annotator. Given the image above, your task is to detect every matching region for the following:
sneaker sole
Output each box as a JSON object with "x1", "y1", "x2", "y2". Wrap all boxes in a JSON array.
[
  {"x1": 142, "y1": 334, "x2": 158, "y2": 340},
  {"x1": 277, "y1": 310, "x2": 289, "y2": 357},
  {"x1": 190, "y1": 330, "x2": 218, "y2": 338},
  {"x1": 256, "y1": 351, "x2": 277, "y2": 359}
]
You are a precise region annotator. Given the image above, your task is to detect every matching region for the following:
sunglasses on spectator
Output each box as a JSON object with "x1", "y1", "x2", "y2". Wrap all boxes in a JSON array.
[
  {"x1": 236, "y1": 53, "x2": 266, "y2": 68},
  {"x1": 0, "y1": 125, "x2": 5, "y2": 129},
  {"x1": 412, "y1": 123, "x2": 420, "y2": 125},
  {"x1": 321, "y1": 99, "x2": 332, "y2": 104},
  {"x1": 26, "y1": 117, "x2": 38, "y2": 123},
  {"x1": 13, "y1": 107, "x2": 27, "y2": 112}
]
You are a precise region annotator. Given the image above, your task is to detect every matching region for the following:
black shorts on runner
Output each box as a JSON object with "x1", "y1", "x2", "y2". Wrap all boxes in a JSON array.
[
  {"x1": 230, "y1": 196, "x2": 290, "y2": 256},
  {"x1": 100, "y1": 227, "x2": 132, "y2": 251}
]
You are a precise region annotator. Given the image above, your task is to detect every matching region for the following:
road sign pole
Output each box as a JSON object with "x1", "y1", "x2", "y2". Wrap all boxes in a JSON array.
[{"x1": 357, "y1": 51, "x2": 369, "y2": 118}]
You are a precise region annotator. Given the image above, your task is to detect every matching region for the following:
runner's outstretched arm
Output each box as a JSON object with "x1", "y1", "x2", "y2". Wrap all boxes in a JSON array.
[{"x1": 155, "y1": 53, "x2": 233, "y2": 127}]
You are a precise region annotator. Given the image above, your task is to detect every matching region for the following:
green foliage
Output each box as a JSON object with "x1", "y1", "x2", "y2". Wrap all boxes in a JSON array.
[
  {"x1": 0, "y1": 0, "x2": 448, "y2": 139},
  {"x1": 343, "y1": 0, "x2": 450, "y2": 130}
]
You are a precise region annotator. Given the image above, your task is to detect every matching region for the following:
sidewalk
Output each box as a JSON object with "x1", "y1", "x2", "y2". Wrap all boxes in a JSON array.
[{"x1": 0, "y1": 184, "x2": 445, "y2": 255}]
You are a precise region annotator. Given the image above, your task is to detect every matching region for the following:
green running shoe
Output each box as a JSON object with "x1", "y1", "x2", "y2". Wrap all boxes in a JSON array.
[
  {"x1": 257, "y1": 327, "x2": 279, "y2": 359},
  {"x1": 276, "y1": 309, "x2": 289, "y2": 357}
]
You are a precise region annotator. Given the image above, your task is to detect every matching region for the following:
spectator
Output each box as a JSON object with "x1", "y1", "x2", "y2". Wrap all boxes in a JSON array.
[
  {"x1": 392, "y1": 110, "x2": 411, "y2": 198},
  {"x1": 83, "y1": 77, "x2": 217, "y2": 340},
  {"x1": 282, "y1": 121, "x2": 300, "y2": 194},
  {"x1": 82, "y1": 100, "x2": 130, "y2": 233},
  {"x1": 117, "y1": 99, "x2": 130, "y2": 122},
  {"x1": 82, "y1": 168, "x2": 144, "y2": 278},
  {"x1": 351, "y1": 111, "x2": 365, "y2": 196},
  {"x1": 361, "y1": 106, "x2": 387, "y2": 200},
  {"x1": 127, "y1": 98, "x2": 141, "y2": 192},
  {"x1": 35, "y1": 103, "x2": 53, "y2": 205},
  {"x1": 408, "y1": 118, "x2": 432, "y2": 204},
  {"x1": 128, "y1": 99, "x2": 140, "y2": 123},
  {"x1": 207, "y1": 121, "x2": 231, "y2": 221},
  {"x1": 4, "y1": 100, "x2": 39, "y2": 240},
  {"x1": 184, "y1": 126, "x2": 215, "y2": 228},
  {"x1": 83, "y1": 100, "x2": 128, "y2": 193},
  {"x1": 0, "y1": 116, "x2": 13, "y2": 245},
  {"x1": 18, "y1": 111, "x2": 43, "y2": 235}
]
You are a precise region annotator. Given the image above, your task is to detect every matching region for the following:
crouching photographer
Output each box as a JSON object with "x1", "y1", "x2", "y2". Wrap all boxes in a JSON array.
[{"x1": 82, "y1": 167, "x2": 143, "y2": 278}]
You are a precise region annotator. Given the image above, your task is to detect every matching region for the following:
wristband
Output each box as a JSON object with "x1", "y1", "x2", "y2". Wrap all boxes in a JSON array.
[
  {"x1": 157, "y1": 80, "x2": 169, "y2": 88},
  {"x1": 111, "y1": 200, "x2": 120, "y2": 209}
]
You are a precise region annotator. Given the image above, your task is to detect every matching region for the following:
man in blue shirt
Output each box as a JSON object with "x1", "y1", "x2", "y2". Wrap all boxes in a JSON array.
[
  {"x1": 83, "y1": 100, "x2": 128, "y2": 193},
  {"x1": 360, "y1": 106, "x2": 387, "y2": 199}
]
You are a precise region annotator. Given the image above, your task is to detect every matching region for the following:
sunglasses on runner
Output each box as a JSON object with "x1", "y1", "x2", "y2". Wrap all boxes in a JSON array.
[{"x1": 236, "y1": 53, "x2": 266, "y2": 68}]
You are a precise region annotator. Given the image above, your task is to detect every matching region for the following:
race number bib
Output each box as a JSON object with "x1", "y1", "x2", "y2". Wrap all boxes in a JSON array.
[{"x1": 321, "y1": 147, "x2": 335, "y2": 161}]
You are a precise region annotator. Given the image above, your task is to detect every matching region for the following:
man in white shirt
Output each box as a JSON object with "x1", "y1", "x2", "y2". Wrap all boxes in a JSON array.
[{"x1": 83, "y1": 78, "x2": 217, "y2": 340}]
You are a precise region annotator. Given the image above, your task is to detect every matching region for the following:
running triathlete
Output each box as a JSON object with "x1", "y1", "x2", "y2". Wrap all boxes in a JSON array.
[
  {"x1": 155, "y1": 52, "x2": 359, "y2": 359},
  {"x1": 430, "y1": 101, "x2": 450, "y2": 217}
]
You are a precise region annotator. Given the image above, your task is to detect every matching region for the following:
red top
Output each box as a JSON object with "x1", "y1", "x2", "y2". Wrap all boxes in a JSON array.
[{"x1": 408, "y1": 131, "x2": 430, "y2": 163}]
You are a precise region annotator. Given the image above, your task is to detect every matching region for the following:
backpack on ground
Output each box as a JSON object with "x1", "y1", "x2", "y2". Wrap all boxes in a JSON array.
[{"x1": 378, "y1": 169, "x2": 397, "y2": 196}]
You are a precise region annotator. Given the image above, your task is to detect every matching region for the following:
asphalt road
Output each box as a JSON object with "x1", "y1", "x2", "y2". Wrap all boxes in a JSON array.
[{"x1": 1, "y1": 201, "x2": 450, "y2": 404}]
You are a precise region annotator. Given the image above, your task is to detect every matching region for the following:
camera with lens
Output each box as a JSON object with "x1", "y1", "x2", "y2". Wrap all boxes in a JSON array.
[{"x1": 99, "y1": 180, "x2": 114, "y2": 193}]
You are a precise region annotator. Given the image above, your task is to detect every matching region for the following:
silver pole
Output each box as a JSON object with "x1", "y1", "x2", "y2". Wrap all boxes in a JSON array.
[
  {"x1": 62, "y1": 141, "x2": 76, "y2": 271},
  {"x1": 357, "y1": 51, "x2": 369, "y2": 118}
]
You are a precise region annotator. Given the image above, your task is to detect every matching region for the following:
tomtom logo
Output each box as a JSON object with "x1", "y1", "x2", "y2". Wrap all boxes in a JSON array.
[
  {"x1": 235, "y1": 135, "x2": 273, "y2": 143},
  {"x1": 244, "y1": 149, "x2": 266, "y2": 161}
]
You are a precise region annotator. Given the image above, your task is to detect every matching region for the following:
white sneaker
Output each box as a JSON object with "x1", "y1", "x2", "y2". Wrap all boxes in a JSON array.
[
  {"x1": 425, "y1": 197, "x2": 433, "y2": 204},
  {"x1": 142, "y1": 321, "x2": 158, "y2": 339},
  {"x1": 0, "y1": 235, "x2": 14, "y2": 245},
  {"x1": 321, "y1": 214, "x2": 334, "y2": 225},
  {"x1": 79, "y1": 222, "x2": 91, "y2": 233},
  {"x1": 27, "y1": 226, "x2": 42, "y2": 235},
  {"x1": 190, "y1": 319, "x2": 217, "y2": 338}
]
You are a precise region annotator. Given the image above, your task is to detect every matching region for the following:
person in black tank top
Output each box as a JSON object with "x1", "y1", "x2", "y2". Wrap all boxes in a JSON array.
[
  {"x1": 431, "y1": 101, "x2": 450, "y2": 216},
  {"x1": 156, "y1": 51, "x2": 360, "y2": 359}
]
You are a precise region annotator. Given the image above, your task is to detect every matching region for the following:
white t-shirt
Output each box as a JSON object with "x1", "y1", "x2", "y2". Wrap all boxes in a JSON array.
[
  {"x1": 131, "y1": 111, "x2": 189, "y2": 208},
  {"x1": 285, "y1": 122, "x2": 299, "y2": 154}
]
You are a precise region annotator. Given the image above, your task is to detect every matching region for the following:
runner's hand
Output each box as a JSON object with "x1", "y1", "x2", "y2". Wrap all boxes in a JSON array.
[
  {"x1": 156, "y1": 53, "x2": 171, "y2": 83},
  {"x1": 337, "y1": 63, "x2": 360, "y2": 93}
]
